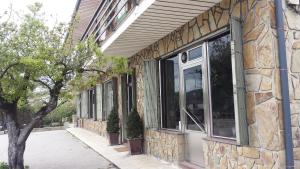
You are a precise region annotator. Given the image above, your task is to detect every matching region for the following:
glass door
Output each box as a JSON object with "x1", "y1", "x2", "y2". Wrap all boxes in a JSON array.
[{"x1": 179, "y1": 45, "x2": 207, "y2": 167}]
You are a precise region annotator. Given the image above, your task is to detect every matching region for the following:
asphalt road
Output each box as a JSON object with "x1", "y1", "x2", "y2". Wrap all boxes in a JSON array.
[{"x1": 0, "y1": 130, "x2": 117, "y2": 169}]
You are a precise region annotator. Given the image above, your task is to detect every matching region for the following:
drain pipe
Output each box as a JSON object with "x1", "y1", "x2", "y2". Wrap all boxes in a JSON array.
[{"x1": 274, "y1": 0, "x2": 294, "y2": 168}]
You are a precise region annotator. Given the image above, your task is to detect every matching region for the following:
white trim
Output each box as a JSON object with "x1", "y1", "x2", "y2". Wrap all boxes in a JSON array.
[{"x1": 101, "y1": 0, "x2": 156, "y2": 52}]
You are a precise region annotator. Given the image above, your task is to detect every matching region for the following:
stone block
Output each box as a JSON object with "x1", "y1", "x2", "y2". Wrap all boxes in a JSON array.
[
  {"x1": 294, "y1": 148, "x2": 300, "y2": 160},
  {"x1": 291, "y1": 49, "x2": 300, "y2": 73},
  {"x1": 285, "y1": 9, "x2": 300, "y2": 30},
  {"x1": 261, "y1": 150, "x2": 274, "y2": 167},
  {"x1": 293, "y1": 41, "x2": 300, "y2": 49},
  {"x1": 243, "y1": 10, "x2": 255, "y2": 35},
  {"x1": 245, "y1": 74, "x2": 262, "y2": 92},
  {"x1": 242, "y1": 147, "x2": 260, "y2": 159},
  {"x1": 244, "y1": 20, "x2": 265, "y2": 41},
  {"x1": 243, "y1": 42, "x2": 256, "y2": 69},
  {"x1": 231, "y1": 2, "x2": 240, "y2": 18},
  {"x1": 249, "y1": 124, "x2": 260, "y2": 147},
  {"x1": 257, "y1": 32, "x2": 275, "y2": 69},
  {"x1": 260, "y1": 76, "x2": 272, "y2": 91},
  {"x1": 246, "y1": 92, "x2": 255, "y2": 124},
  {"x1": 255, "y1": 92, "x2": 273, "y2": 104},
  {"x1": 255, "y1": 101, "x2": 281, "y2": 150},
  {"x1": 274, "y1": 69, "x2": 282, "y2": 99},
  {"x1": 218, "y1": 10, "x2": 229, "y2": 28}
]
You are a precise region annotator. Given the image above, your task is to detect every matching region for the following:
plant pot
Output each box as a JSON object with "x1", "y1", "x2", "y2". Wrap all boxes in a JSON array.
[
  {"x1": 108, "y1": 133, "x2": 119, "y2": 145},
  {"x1": 128, "y1": 138, "x2": 143, "y2": 155}
]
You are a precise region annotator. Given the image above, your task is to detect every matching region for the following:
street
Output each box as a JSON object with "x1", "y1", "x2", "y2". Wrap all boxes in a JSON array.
[{"x1": 0, "y1": 130, "x2": 117, "y2": 169}]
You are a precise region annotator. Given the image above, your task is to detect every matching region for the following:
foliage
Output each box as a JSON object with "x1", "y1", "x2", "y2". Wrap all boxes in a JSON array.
[
  {"x1": 126, "y1": 109, "x2": 143, "y2": 139},
  {"x1": 42, "y1": 101, "x2": 75, "y2": 126},
  {"x1": 0, "y1": 163, "x2": 28, "y2": 169},
  {"x1": 0, "y1": 2, "x2": 129, "y2": 128},
  {"x1": 0, "y1": 2, "x2": 130, "y2": 112},
  {"x1": 106, "y1": 108, "x2": 120, "y2": 133},
  {"x1": 0, "y1": 3, "x2": 129, "y2": 168},
  {"x1": 0, "y1": 162, "x2": 8, "y2": 169}
]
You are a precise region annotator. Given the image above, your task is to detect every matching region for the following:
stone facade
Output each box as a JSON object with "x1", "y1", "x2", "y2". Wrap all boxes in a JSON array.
[
  {"x1": 76, "y1": 0, "x2": 300, "y2": 167},
  {"x1": 78, "y1": 118, "x2": 107, "y2": 137},
  {"x1": 144, "y1": 130, "x2": 185, "y2": 163},
  {"x1": 284, "y1": 0, "x2": 300, "y2": 167},
  {"x1": 125, "y1": 0, "x2": 300, "y2": 168}
]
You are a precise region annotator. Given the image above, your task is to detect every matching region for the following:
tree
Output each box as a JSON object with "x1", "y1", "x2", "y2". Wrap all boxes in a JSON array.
[{"x1": 0, "y1": 3, "x2": 128, "y2": 169}]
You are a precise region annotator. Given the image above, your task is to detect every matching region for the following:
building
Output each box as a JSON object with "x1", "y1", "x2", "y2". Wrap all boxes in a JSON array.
[{"x1": 71, "y1": 0, "x2": 300, "y2": 168}]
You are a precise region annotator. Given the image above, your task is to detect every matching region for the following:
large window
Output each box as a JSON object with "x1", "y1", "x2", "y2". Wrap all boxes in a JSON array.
[
  {"x1": 158, "y1": 32, "x2": 245, "y2": 142},
  {"x1": 88, "y1": 88, "x2": 96, "y2": 119},
  {"x1": 127, "y1": 73, "x2": 135, "y2": 113},
  {"x1": 103, "y1": 81, "x2": 114, "y2": 120},
  {"x1": 161, "y1": 55, "x2": 180, "y2": 130},
  {"x1": 208, "y1": 34, "x2": 236, "y2": 138}
]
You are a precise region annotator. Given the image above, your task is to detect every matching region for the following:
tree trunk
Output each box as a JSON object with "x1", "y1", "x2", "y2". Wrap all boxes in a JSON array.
[{"x1": 6, "y1": 105, "x2": 26, "y2": 169}]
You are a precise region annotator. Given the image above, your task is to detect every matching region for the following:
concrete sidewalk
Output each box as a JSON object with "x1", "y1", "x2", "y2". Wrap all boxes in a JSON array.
[{"x1": 67, "y1": 128, "x2": 180, "y2": 169}]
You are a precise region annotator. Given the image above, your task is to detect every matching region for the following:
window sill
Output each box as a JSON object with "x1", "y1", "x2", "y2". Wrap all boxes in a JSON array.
[
  {"x1": 203, "y1": 136, "x2": 237, "y2": 145},
  {"x1": 158, "y1": 129, "x2": 184, "y2": 135}
]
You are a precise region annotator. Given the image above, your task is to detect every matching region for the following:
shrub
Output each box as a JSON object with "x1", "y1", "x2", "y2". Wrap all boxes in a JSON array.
[
  {"x1": 126, "y1": 109, "x2": 143, "y2": 139},
  {"x1": 0, "y1": 162, "x2": 8, "y2": 169},
  {"x1": 106, "y1": 108, "x2": 119, "y2": 133},
  {"x1": 0, "y1": 162, "x2": 29, "y2": 169}
]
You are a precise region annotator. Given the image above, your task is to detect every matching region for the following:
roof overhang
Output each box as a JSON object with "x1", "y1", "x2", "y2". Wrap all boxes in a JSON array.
[
  {"x1": 70, "y1": 0, "x2": 102, "y2": 45},
  {"x1": 101, "y1": 0, "x2": 221, "y2": 57}
]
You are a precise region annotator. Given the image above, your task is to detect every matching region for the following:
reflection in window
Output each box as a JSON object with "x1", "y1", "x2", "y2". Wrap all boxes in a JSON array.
[
  {"x1": 161, "y1": 55, "x2": 180, "y2": 130},
  {"x1": 103, "y1": 81, "x2": 113, "y2": 120},
  {"x1": 184, "y1": 66, "x2": 204, "y2": 131},
  {"x1": 127, "y1": 73, "x2": 134, "y2": 112},
  {"x1": 88, "y1": 88, "x2": 96, "y2": 119},
  {"x1": 188, "y1": 46, "x2": 202, "y2": 61},
  {"x1": 209, "y1": 34, "x2": 236, "y2": 138}
]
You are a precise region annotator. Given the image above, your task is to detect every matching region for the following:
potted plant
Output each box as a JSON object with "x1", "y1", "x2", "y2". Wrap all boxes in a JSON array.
[
  {"x1": 106, "y1": 108, "x2": 120, "y2": 145},
  {"x1": 126, "y1": 108, "x2": 143, "y2": 155}
]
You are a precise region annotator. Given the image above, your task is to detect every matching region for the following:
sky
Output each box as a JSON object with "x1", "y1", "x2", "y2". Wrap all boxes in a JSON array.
[{"x1": 0, "y1": 0, "x2": 78, "y2": 26}]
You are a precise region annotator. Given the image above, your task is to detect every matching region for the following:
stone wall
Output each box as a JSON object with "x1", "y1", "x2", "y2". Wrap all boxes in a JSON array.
[
  {"x1": 283, "y1": 0, "x2": 300, "y2": 167},
  {"x1": 126, "y1": 0, "x2": 299, "y2": 167},
  {"x1": 203, "y1": 140, "x2": 285, "y2": 168},
  {"x1": 78, "y1": 118, "x2": 107, "y2": 137},
  {"x1": 144, "y1": 130, "x2": 185, "y2": 163},
  {"x1": 77, "y1": 75, "x2": 124, "y2": 140}
]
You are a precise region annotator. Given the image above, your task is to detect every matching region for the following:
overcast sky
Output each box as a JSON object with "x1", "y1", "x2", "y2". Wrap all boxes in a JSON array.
[{"x1": 0, "y1": 0, "x2": 77, "y2": 26}]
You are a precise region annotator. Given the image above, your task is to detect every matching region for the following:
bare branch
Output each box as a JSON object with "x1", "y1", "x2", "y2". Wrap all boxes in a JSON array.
[
  {"x1": 80, "y1": 68, "x2": 106, "y2": 74},
  {"x1": 33, "y1": 79, "x2": 52, "y2": 90},
  {"x1": 0, "y1": 62, "x2": 19, "y2": 79}
]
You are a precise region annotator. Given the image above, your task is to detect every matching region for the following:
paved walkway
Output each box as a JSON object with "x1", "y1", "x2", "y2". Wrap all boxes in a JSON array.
[
  {"x1": 67, "y1": 127, "x2": 180, "y2": 169},
  {"x1": 0, "y1": 130, "x2": 117, "y2": 169}
]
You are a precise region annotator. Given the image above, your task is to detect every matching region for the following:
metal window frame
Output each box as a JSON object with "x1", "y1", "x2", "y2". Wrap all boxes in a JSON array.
[
  {"x1": 102, "y1": 80, "x2": 113, "y2": 121},
  {"x1": 206, "y1": 32, "x2": 237, "y2": 142},
  {"x1": 179, "y1": 51, "x2": 206, "y2": 134},
  {"x1": 159, "y1": 55, "x2": 181, "y2": 132},
  {"x1": 158, "y1": 27, "x2": 240, "y2": 144}
]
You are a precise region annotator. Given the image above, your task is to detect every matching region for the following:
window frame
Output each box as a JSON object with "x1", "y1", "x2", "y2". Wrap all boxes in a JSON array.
[
  {"x1": 87, "y1": 87, "x2": 96, "y2": 119},
  {"x1": 206, "y1": 32, "x2": 237, "y2": 142},
  {"x1": 126, "y1": 73, "x2": 134, "y2": 113},
  {"x1": 102, "y1": 80, "x2": 113, "y2": 121},
  {"x1": 159, "y1": 55, "x2": 181, "y2": 131},
  {"x1": 158, "y1": 27, "x2": 247, "y2": 145}
]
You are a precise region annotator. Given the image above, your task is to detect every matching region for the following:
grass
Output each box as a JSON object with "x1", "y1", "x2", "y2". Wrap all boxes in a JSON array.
[
  {"x1": 0, "y1": 162, "x2": 29, "y2": 169},
  {"x1": 0, "y1": 162, "x2": 8, "y2": 169}
]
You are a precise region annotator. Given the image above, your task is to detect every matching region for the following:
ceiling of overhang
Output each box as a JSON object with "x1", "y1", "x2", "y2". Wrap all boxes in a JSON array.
[
  {"x1": 102, "y1": 0, "x2": 221, "y2": 57},
  {"x1": 70, "y1": 0, "x2": 102, "y2": 45}
]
